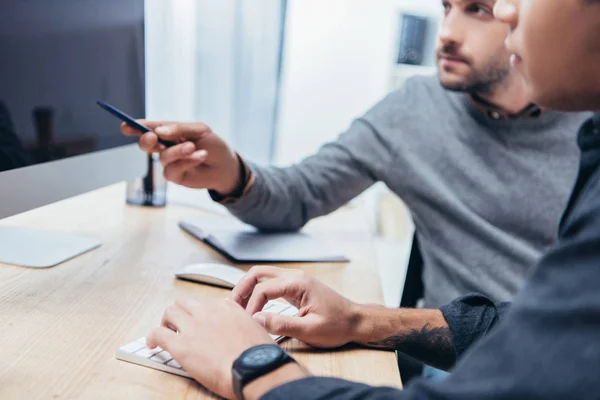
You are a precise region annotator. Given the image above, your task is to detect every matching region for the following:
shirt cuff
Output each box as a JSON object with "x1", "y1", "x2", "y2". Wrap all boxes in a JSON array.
[{"x1": 439, "y1": 293, "x2": 501, "y2": 359}]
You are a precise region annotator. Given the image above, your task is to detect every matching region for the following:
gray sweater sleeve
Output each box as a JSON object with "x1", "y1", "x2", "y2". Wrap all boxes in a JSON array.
[{"x1": 223, "y1": 118, "x2": 386, "y2": 231}]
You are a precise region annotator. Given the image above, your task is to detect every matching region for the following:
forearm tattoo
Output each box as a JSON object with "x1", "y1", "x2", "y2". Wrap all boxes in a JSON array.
[{"x1": 366, "y1": 324, "x2": 457, "y2": 371}]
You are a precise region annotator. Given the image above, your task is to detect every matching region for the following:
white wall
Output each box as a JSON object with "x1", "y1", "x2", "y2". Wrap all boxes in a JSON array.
[
  {"x1": 145, "y1": 0, "x2": 203, "y2": 126},
  {"x1": 145, "y1": 0, "x2": 284, "y2": 161},
  {"x1": 274, "y1": 0, "x2": 442, "y2": 165}
]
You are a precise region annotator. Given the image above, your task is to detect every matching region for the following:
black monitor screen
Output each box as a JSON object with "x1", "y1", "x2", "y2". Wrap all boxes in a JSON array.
[{"x1": 0, "y1": 0, "x2": 145, "y2": 173}]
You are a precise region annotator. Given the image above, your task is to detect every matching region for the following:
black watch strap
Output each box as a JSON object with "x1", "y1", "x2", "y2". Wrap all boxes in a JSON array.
[
  {"x1": 232, "y1": 344, "x2": 295, "y2": 400},
  {"x1": 208, "y1": 153, "x2": 248, "y2": 201}
]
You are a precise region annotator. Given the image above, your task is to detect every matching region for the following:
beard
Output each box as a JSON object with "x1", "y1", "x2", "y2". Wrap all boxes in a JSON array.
[
  {"x1": 438, "y1": 44, "x2": 511, "y2": 95},
  {"x1": 440, "y1": 63, "x2": 511, "y2": 94}
]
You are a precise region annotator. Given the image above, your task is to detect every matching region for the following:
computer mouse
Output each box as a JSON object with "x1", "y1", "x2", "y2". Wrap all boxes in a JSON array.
[{"x1": 174, "y1": 263, "x2": 246, "y2": 289}]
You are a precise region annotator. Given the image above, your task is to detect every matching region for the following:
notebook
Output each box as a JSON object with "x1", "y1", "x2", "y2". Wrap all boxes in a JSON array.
[{"x1": 179, "y1": 219, "x2": 349, "y2": 263}]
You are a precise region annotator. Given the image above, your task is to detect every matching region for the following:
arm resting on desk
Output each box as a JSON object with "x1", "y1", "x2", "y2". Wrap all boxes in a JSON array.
[
  {"x1": 233, "y1": 267, "x2": 509, "y2": 372},
  {"x1": 353, "y1": 294, "x2": 510, "y2": 371}
]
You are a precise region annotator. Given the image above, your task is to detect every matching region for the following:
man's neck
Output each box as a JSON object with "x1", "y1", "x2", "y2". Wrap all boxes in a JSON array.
[{"x1": 472, "y1": 74, "x2": 532, "y2": 115}]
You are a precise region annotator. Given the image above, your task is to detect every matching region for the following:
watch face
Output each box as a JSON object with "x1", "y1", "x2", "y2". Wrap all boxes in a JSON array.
[{"x1": 241, "y1": 346, "x2": 283, "y2": 368}]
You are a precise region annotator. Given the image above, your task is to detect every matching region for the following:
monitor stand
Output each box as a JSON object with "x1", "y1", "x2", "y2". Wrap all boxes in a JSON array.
[{"x1": 0, "y1": 226, "x2": 101, "y2": 268}]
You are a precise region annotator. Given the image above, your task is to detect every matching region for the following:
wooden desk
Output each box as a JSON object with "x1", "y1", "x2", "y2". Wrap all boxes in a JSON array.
[{"x1": 0, "y1": 183, "x2": 401, "y2": 399}]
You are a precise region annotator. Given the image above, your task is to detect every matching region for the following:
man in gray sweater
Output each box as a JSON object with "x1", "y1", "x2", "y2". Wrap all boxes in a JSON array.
[{"x1": 124, "y1": 0, "x2": 588, "y2": 312}]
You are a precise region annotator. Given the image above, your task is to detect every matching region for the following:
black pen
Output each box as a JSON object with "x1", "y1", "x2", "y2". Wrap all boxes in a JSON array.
[{"x1": 96, "y1": 100, "x2": 176, "y2": 148}]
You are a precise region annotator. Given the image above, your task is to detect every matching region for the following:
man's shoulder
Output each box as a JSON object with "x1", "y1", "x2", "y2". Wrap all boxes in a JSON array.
[
  {"x1": 363, "y1": 74, "x2": 458, "y2": 125},
  {"x1": 387, "y1": 74, "x2": 448, "y2": 102}
]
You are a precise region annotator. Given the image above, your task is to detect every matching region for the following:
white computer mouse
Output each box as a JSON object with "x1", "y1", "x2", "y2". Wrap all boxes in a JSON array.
[{"x1": 174, "y1": 263, "x2": 246, "y2": 289}]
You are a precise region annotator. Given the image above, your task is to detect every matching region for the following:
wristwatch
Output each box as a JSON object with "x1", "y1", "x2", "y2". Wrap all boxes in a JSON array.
[{"x1": 232, "y1": 344, "x2": 296, "y2": 400}]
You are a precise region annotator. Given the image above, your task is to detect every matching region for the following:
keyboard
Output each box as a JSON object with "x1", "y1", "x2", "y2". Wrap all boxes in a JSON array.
[{"x1": 116, "y1": 301, "x2": 298, "y2": 378}]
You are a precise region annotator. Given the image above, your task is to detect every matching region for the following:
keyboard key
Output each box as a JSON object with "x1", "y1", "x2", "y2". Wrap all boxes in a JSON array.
[
  {"x1": 150, "y1": 351, "x2": 173, "y2": 364},
  {"x1": 120, "y1": 341, "x2": 146, "y2": 354},
  {"x1": 265, "y1": 303, "x2": 289, "y2": 314},
  {"x1": 135, "y1": 347, "x2": 161, "y2": 359},
  {"x1": 136, "y1": 337, "x2": 146, "y2": 345},
  {"x1": 280, "y1": 306, "x2": 298, "y2": 317},
  {"x1": 167, "y1": 359, "x2": 182, "y2": 369}
]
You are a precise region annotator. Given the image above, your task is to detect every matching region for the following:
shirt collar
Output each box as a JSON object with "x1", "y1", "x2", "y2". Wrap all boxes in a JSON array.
[{"x1": 469, "y1": 93, "x2": 543, "y2": 121}]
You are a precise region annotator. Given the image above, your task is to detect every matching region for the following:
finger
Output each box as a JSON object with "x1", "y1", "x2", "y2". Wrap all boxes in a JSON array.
[
  {"x1": 120, "y1": 120, "x2": 176, "y2": 136},
  {"x1": 121, "y1": 121, "x2": 142, "y2": 136},
  {"x1": 138, "y1": 132, "x2": 162, "y2": 153},
  {"x1": 153, "y1": 122, "x2": 211, "y2": 143},
  {"x1": 147, "y1": 326, "x2": 179, "y2": 350},
  {"x1": 159, "y1": 142, "x2": 200, "y2": 167},
  {"x1": 246, "y1": 277, "x2": 304, "y2": 316},
  {"x1": 230, "y1": 266, "x2": 288, "y2": 308},
  {"x1": 253, "y1": 312, "x2": 307, "y2": 339},
  {"x1": 161, "y1": 305, "x2": 192, "y2": 333},
  {"x1": 134, "y1": 120, "x2": 178, "y2": 131},
  {"x1": 162, "y1": 154, "x2": 208, "y2": 185},
  {"x1": 175, "y1": 296, "x2": 203, "y2": 316}
]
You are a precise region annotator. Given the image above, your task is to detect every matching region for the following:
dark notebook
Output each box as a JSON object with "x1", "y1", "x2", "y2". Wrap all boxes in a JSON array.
[{"x1": 179, "y1": 220, "x2": 349, "y2": 263}]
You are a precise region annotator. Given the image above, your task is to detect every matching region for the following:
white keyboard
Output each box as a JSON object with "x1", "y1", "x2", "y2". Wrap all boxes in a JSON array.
[{"x1": 116, "y1": 301, "x2": 298, "y2": 378}]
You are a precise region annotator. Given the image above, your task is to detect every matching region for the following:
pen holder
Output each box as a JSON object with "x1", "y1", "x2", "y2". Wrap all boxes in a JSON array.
[{"x1": 126, "y1": 153, "x2": 167, "y2": 207}]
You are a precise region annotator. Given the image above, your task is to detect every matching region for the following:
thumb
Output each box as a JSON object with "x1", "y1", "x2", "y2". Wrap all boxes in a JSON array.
[
  {"x1": 154, "y1": 122, "x2": 211, "y2": 142},
  {"x1": 253, "y1": 312, "x2": 304, "y2": 338}
]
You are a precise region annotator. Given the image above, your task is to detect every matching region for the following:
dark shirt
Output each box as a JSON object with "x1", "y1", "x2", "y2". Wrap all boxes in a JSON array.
[{"x1": 263, "y1": 113, "x2": 600, "y2": 400}]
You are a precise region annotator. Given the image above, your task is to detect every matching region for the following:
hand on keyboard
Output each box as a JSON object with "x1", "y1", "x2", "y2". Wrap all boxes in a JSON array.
[
  {"x1": 116, "y1": 299, "x2": 298, "y2": 398},
  {"x1": 231, "y1": 266, "x2": 361, "y2": 349}
]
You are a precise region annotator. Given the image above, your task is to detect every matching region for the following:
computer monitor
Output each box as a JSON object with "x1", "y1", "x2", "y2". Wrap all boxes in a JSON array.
[{"x1": 0, "y1": 0, "x2": 147, "y2": 267}]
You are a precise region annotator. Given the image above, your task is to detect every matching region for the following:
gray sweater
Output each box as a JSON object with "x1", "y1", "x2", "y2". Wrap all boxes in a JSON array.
[{"x1": 225, "y1": 76, "x2": 590, "y2": 307}]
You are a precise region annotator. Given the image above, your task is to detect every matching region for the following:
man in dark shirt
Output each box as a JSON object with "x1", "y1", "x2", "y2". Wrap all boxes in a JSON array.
[
  {"x1": 0, "y1": 100, "x2": 31, "y2": 171},
  {"x1": 145, "y1": 0, "x2": 600, "y2": 399}
]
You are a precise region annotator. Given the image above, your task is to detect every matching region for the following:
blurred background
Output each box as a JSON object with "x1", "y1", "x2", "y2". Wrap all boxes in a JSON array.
[{"x1": 146, "y1": 0, "x2": 441, "y2": 165}]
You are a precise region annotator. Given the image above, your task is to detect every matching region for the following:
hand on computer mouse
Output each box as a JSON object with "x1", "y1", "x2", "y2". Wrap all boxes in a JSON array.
[{"x1": 121, "y1": 120, "x2": 243, "y2": 196}]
